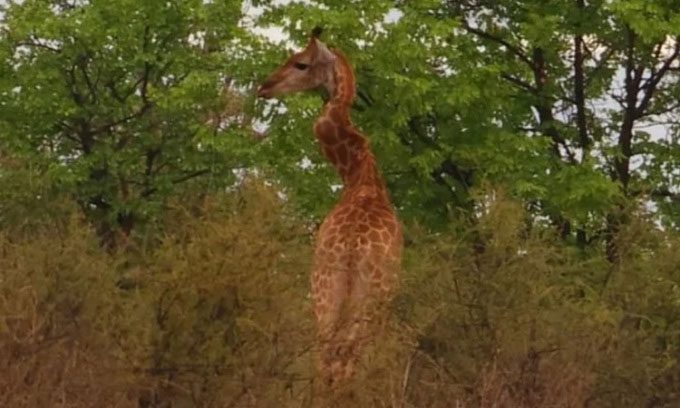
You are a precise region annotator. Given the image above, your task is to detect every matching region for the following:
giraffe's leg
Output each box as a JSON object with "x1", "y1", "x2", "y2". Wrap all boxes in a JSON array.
[
  {"x1": 326, "y1": 257, "x2": 393, "y2": 385},
  {"x1": 311, "y1": 265, "x2": 350, "y2": 388},
  {"x1": 313, "y1": 249, "x2": 399, "y2": 388}
]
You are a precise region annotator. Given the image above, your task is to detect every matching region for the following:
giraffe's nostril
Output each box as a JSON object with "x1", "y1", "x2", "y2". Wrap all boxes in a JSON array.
[
  {"x1": 256, "y1": 85, "x2": 271, "y2": 98},
  {"x1": 257, "y1": 80, "x2": 277, "y2": 98}
]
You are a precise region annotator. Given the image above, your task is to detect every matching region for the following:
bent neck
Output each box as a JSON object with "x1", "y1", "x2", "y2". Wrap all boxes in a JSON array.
[{"x1": 313, "y1": 51, "x2": 386, "y2": 195}]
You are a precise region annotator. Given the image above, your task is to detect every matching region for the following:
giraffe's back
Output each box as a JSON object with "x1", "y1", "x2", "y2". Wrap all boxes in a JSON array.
[{"x1": 314, "y1": 190, "x2": 401, "y2": 300}]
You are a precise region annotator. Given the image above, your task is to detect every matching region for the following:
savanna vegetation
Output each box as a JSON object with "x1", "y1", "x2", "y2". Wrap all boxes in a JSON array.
[{"x1": 0, "y1": 0, "x2": 679, "y2": 406}]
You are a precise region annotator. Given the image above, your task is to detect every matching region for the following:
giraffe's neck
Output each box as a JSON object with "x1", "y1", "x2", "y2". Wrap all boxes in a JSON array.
[{"x1": 314, "y1": 50, "x2": 387, "y2": 197}]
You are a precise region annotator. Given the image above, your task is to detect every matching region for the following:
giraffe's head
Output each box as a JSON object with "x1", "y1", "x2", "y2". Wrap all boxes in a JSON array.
[{"x1": 257, "y1": 27, "x2": 337, "y2": 99}]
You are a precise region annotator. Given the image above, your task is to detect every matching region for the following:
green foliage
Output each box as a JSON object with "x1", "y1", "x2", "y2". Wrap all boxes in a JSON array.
[
  {"x1": 250, "y1": 0, "x2": 679, "y2": 235},
  {"x1": 0, "y1": 0, "x2": 255, "y2": 242},
  {"x1": 2, "y1": 0, "x2": 678, "y2": 239},
  {"x1": 549, "y1": 163, "x2": 622, "y2": 223}
]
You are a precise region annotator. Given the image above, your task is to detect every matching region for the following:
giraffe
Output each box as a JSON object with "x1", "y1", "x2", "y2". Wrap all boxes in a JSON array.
[{"x1": 257, "y1": 28, "x2": 403, "y2": 389}]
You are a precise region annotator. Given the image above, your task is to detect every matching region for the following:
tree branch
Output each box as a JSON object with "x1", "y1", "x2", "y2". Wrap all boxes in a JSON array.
[
  {"x1": 65, "y1": 64, "x2": 85, "y2": 107},
  {"x1": 462, "y1": 23, "x2": 534, "y2": 68},
  {"x1": 501, "y1": 72, "x2": 538, "y2": 93},
  {"x1": 530, "y1": 47, "x2": 577, "y2": 165},
  {"x1": 635, "y1": 38, "x2": 680, "y2": 118},
  {"x1": 95, "y1": 56, "x2": 155, "y2": 136},
  {"x1": 93, "y1": 102, "x2": 152, "y2": 135},
  {"x1": 573, "y1": 11, "x2": 590, "y2": 153},
  {"x1": 585, "y1": 47, "x2": 614, "y2": 87},
  {"x1": 140, "y1": 169, "x2": 211, "y2": 198},
  {"x1": 76, "y1": 53, "x2": 98, "y2": 103},
  {"x1": 615, "y1": 26, "x2": 644, "y2": 189},
  {"x1": 651, "y1": 189, "x2": 680, "y2": 203},
  {"x1": 9, "y1": 30, "x2": 63, "y2": 53}
]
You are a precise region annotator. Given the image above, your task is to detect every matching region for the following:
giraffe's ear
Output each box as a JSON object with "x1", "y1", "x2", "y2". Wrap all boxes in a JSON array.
[{"x1": 312, "y1": 38, "x2": 336, "y2": 64}]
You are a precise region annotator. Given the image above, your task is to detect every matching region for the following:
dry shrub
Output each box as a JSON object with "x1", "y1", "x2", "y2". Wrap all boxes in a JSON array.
[
  {"x1": 394, "y1": 190, "x2": 602, "y2": 407},
  {"x1": 0, "y1": 181, "x2": 317, "y2": 407},
  {"x1": 0, "y1": 155, "x2": 75, "y2": 231},
  {"x1": 136, "y1": 181, "x2": 315, "y2": 407},
  {"x1": 389, "y1": 191, "x2": 680, "y2": 408},
  {"x1": 590, "y1": 215, "x2": 680, "y2": 407},
  {"x1": 0, "y1": 216, "x2": 141, "y2": 407},
  {"x1": 1, "y1": 182, "x2": 678, "y2": 407}
]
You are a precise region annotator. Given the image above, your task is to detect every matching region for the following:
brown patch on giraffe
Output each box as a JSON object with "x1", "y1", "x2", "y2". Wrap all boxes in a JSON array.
[
  {"x1": 323, "y1": 146, "x2": 339, "y2": 165},
  {"x1": 336, "y1": 143, "x2": 349, "y2": 165},
  {"x1": 331, "y1": 214, "x2": 346, "y2": 225},
  {"x1": 337, "y1": 206, "x2": 352, "y2": 217},
  {"x1": 323, "y1": 237, "x2": 335, "y2": 250},
  {"x1": 315, "y1": 120, "x2": 338, "y2": 145},
  {"x1": 368, "y1": 230, "x2": 381, "y2": 242},
  {"x1": 338, "y1": 163, "x2": 350, "y2": 176},
  {"x1": 326, "y1": 252, "x2": 337, "y2": 263},
  {"x1": 314, "y1": 306, "x2": 323, "y2": 318},
  {"x1": 329, "y1": 106, "x2": 346, "y2": 124}
]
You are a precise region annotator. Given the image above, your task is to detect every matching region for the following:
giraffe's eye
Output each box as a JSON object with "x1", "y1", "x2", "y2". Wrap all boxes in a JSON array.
[{"x1": 293, "y1": 62, "x2": 310, "y2": 70}]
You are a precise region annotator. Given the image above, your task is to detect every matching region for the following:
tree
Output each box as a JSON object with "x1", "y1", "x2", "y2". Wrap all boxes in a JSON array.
[
  {"x1": 442, "y1": 0, "x2": 680, "y2": 258},
  {"x1": 251, "y1": 0, "x2": 680, "y2": 251},
  {"x1": 2, "y1": 0, "x2": 677, "y2": 252},
  {"x1": 0, "y1": 0, "x2": 258, "y2": 246}
]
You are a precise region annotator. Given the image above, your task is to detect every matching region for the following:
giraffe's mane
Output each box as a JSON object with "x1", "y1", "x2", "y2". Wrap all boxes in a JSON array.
[{"x1": 328, "y1": 48, "x2": 356, "y2": 109}]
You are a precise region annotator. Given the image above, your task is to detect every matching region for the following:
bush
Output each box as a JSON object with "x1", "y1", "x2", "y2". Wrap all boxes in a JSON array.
[
  {"x1": 0, "y1": 183, "x2": 678, "y2": 407},
  {"x1": 0, "y1": 215, "x2": 139, "y2": 406},
  {"x1": 0, "y1": 181, "x2": 315, "y2": 407}
]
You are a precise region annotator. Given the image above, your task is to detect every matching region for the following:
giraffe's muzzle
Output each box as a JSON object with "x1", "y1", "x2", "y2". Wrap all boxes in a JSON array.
[{"x1": 256, "y1": 80, "x2": 276, "y2": 99}]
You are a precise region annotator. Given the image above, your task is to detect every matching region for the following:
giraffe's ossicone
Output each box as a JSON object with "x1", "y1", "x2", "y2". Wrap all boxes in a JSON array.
[{"x1": 257, "y1": 28, "x2": 403, "y2": 389}]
